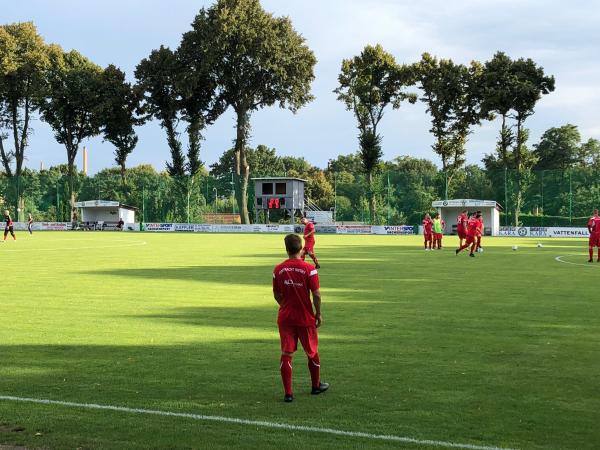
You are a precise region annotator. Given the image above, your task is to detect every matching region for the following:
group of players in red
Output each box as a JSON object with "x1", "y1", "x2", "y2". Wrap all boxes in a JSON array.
[
  {"x1": 422, "y1": 209, "x2": 484, "y2": 257},
  {"x1": 273, "y1": 210, "x2": 600, "y2": 402}
]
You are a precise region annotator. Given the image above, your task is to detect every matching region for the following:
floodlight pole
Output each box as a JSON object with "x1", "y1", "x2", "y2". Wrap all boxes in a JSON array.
[
  {"x1": 213, "y1": 187, "x2": 218, "y2": 216},
  {"x1": 231, "y1": 172, "x2": 235, "y2": 215}
]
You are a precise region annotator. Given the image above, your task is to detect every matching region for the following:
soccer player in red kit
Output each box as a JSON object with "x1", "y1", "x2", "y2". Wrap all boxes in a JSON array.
[
  {"x1": 300, "y1": 217, "x2": 320, "y2": 269},
  {"x1": 587, "y1": 209, "x2": 600, "y2": 262},
  {"x1": 475, "y1": 210, "x2": 484, "y2": 252},
  {"x1": 456, "y1": 209, "x2": 468, "y2": 247},
  {"x1": 455, "y1": 213, "x2": 480, "y2": 257},
  {"x1": 423, "y1": 213, "x2": 433, "y2": 250},
  {"x1": 273, "y1": 234, "x2": 329, "y2": 402}
]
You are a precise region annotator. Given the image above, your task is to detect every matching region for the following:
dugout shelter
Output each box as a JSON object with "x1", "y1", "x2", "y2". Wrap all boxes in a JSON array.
[
  {"x1": 432, "y1": 199, "x2": 502, "y2": 236},
  {"x1": 252, "y1": 177, "x2": 306, "y2": 224},
  {"x1": 74, "y1": 200, "x2": 136, "y2": 229}
]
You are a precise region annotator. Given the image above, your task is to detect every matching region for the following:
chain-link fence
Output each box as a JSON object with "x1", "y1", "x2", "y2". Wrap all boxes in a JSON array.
[{"x1": 2, "y1": 167, "x2": 599, "y2": 226}]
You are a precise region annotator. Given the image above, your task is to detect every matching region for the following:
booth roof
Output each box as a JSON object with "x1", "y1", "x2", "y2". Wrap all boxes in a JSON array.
[
  {"x1": 431, "y1": 199, "x2": 503, "y2": 210},
  {"x1": 251, "y1": 177, "x2": 307, "y2": 183},
  {"x1": 74, "y1": 200, "x2": 138, "y2": 210}
]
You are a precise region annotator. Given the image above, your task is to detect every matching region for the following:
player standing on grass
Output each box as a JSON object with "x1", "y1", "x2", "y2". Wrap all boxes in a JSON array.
[
  {"x1": 456, "y1": 209, "x2": 468, "y2": 248},
  {"x1": 423, "y1": 213, "x2": 433, "y2": 250},
  {"x1": 475, "y1": 210, "x2": 484, "y2": 252},
  {"x1": 587, "y1": 209, "x2": 600, "y2": 262},
  {"x1": 27, "y1": 213, "x2": 33, "y2": 235},
  {"x1": 432, "y1": 213, "x2": 445, "y2": 249},
  {"x1": 300, "y1": 217, "x2": 320, "y2": 268},
  {"x1": 3, "y1": 210, "x2": 16, "y2": 241},
  {"x1": 456, "y1": 212, "x2": 481, "y2": 257},
  {"x1": 273, "y1": 233, "x2": 329, "y2": 403}
]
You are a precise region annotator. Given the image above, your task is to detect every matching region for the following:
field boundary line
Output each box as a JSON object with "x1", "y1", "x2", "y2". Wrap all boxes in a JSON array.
[
  {"x1": 0, "y1": 395, "x2": 515, "y2": 450},
  {"x1": 3, "y1": 241, "x2": 147, "y2": 252},
  {"x1": 555, "y1": 255, "x2": 599, "y2": 267}
]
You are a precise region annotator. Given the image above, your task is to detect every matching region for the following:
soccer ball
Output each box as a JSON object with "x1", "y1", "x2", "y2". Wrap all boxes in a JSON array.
[
  {"x1": 537, "y1": 243, "x2": 543, "y2": 248},
  {"x1": 512, "y1": 245, "x2": 518, "y2": 251},
  {"x1": 477, "y1": 247, "x2": 484, "y2": 253}
]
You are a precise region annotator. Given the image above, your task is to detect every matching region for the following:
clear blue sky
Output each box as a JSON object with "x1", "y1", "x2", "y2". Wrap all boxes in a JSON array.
[{"x1": 4, "y1": 0, "x2": 599, "y2": 174}]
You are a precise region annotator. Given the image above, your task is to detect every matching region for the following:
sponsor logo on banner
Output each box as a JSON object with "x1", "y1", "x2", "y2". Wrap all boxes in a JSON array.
[
  {"x1": 145, "y1": 223, "x2": 174, "y2": 232},
  {"x1": 194, "y1": 224, "x2": 213, "y2": 233},
  {"x1": 499, "y1": 227, "x2": 521, "y2": 236},
  {"x1": 548, "y1": 227, "x2": 589, "y2": 237},
  {"x1": 40, "y1": 222, "x2": 71, "y2": 231},
  {"x1": 315, "y1": 225, "x2": 337, "y2": 234},
  {"x1": 371, "y1": 225, "x2": 414, "y2": 235},
  {"x1": 174, "y1": 224, "x2": 195, "y2": 232},
  {"x1": 336, "y1": 225, "x2": 372, "y2": 234}
]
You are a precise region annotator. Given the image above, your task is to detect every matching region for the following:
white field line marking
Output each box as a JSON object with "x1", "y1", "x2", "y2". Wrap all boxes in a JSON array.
[
  {"x1": 555, "y1": 255, "x2": 599, "y2": 267},
  {"x1": 0, "y1": 395, "x2": 516, "y2": 450},
  {"x1": 3, "y1": 241, "x2": 147, "y2": 252}
]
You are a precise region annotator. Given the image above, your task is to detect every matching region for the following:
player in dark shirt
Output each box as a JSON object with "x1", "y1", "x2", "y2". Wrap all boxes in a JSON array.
[
  {"x1": 27, "y1": 213, "x2": 34, "y2": 235},
  {"x1": 3, "y1": 210, "x2": 16, "y2": 241}
]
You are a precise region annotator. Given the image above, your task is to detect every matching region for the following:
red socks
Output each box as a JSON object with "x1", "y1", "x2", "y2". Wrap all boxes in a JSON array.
[
  {"x1": 281, "y1": 354, "x2": 322, "y2": 394},
  {"x1": 590, "y1": 248, "x2": 594, "y2": 260},
  {"x1": 308, "y1": 354, "x2": 320, "y2": 388},
  {"x1": 280, "y1": 355, "x2": 293, "y2": 396}
]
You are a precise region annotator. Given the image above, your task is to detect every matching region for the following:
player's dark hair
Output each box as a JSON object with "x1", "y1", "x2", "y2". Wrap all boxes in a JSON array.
[{"x1": 284, "y1": 234, "x2": 303, "y2": 255}]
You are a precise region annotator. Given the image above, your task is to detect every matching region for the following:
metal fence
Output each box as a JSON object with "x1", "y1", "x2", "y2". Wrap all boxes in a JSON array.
[{"x1": 1, "y1": 167, "x2": 599, "y2": 226}]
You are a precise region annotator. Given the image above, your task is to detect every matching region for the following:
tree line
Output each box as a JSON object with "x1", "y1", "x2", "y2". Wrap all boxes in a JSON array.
[{"x1": 2, "y1": 0, "x2": 595, "y2": 226}]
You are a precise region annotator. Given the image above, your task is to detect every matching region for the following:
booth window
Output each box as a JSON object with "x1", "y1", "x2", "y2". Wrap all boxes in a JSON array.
[
  {"x1": 262, "y1": 183, "x2": 273, "y2": 195},
  {"x1": 275, "y1": 183, "x2": 286, "y2": 195}
]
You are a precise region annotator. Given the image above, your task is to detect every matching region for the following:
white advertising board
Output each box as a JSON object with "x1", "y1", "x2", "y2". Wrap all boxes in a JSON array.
[{"x1": 498, "y1": 226, "x2": 589, "y2": 238}]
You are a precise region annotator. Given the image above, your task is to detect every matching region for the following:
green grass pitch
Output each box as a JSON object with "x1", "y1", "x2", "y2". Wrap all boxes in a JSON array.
[{"x1": 0, "y1": 232, "x2": 599, "y2": 449}]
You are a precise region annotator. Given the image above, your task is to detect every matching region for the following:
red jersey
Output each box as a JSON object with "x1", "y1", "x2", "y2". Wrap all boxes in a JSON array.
[
  {"x1": 477, "y1": 218, "x2": 484, "y2": 235},
  {"x1": 304, "y1": 221, "x2": 315, "y2": 245},
  {"x1": 466, "y1": 218, "x2": 479, "y2": 237},
  {"x1": 457, "y1": 214, "x2": 467, "y2": 232},
  {"x1": 273, "y1": 258, "x2": 320, "y2": 327},
  {"x1": 588, "y1": 216, "x2": 600, "y2": 235},
  {"x1": 5, "y1": 215, "x2": 13, "y2": 227},
  {"x1": 423, "y1": 219, "x2": 433, "y2": 234}
]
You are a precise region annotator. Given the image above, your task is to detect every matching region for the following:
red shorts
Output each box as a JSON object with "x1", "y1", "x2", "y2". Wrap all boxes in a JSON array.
[
  {"x1": 465, "y1": 235, "x2": 476, "y2": 245},
  {"x1": 303, "y1": 242, "x2": 315, "y2": 253},
  {"x1": 278, "y1": 324, "x2": 319, "y2": 358},
  {"x1": 434, "y1": 233, "x2": 443, "y2": 240},
  {"x1": 424, "y1": 233, "x2": 433, "y2": 241},
  {"x1": 589, "y1": 234, "x2": 600, "y2": 247},
  {"x1": 457, "y1": 230, "x2": 466, "y2": 239}
]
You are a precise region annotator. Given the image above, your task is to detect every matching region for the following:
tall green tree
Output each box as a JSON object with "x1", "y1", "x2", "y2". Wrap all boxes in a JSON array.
[
  {"x1": 189, "y1": 0, "x2": 317, "y2": 223},
  {"x1": 481, "y1": 53, "x2": 554, "y2": 224},
  {"x1": 135, "y1": 46, "x2": 185, "y2": 177},
  {"x1": 0, "y1": 22, "x2": 49, "y2": 219},
  {"x1": 480, "y1": 52, "x2": 515, "y2": 166},
  {"x1": 334, "y1": 44, "x2": 416, "y2": 223},
  {"x1": 533, "y1": 124, "x2": 580, "y2": 170},
  {"x1": 99, "y1": 64, "x2": 143, "y2": 183},
  {"x1": 577, "y1": 138, "x2": 600, "y2": 169},
  {"x1": 415, "y1": 53, "x2": 486, "y2": 196},
  {"x1": 38, "y1": 46, "x2": 103, "y2": 210}
]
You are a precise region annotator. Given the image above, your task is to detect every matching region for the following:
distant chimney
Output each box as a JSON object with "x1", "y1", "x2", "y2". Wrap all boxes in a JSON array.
[
  {"x1": 40, "y1": 161, "x2": 44, "y2": 171},
  {"x1": 83, "y1": 146, "x2": 88, "y2": 175}
]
